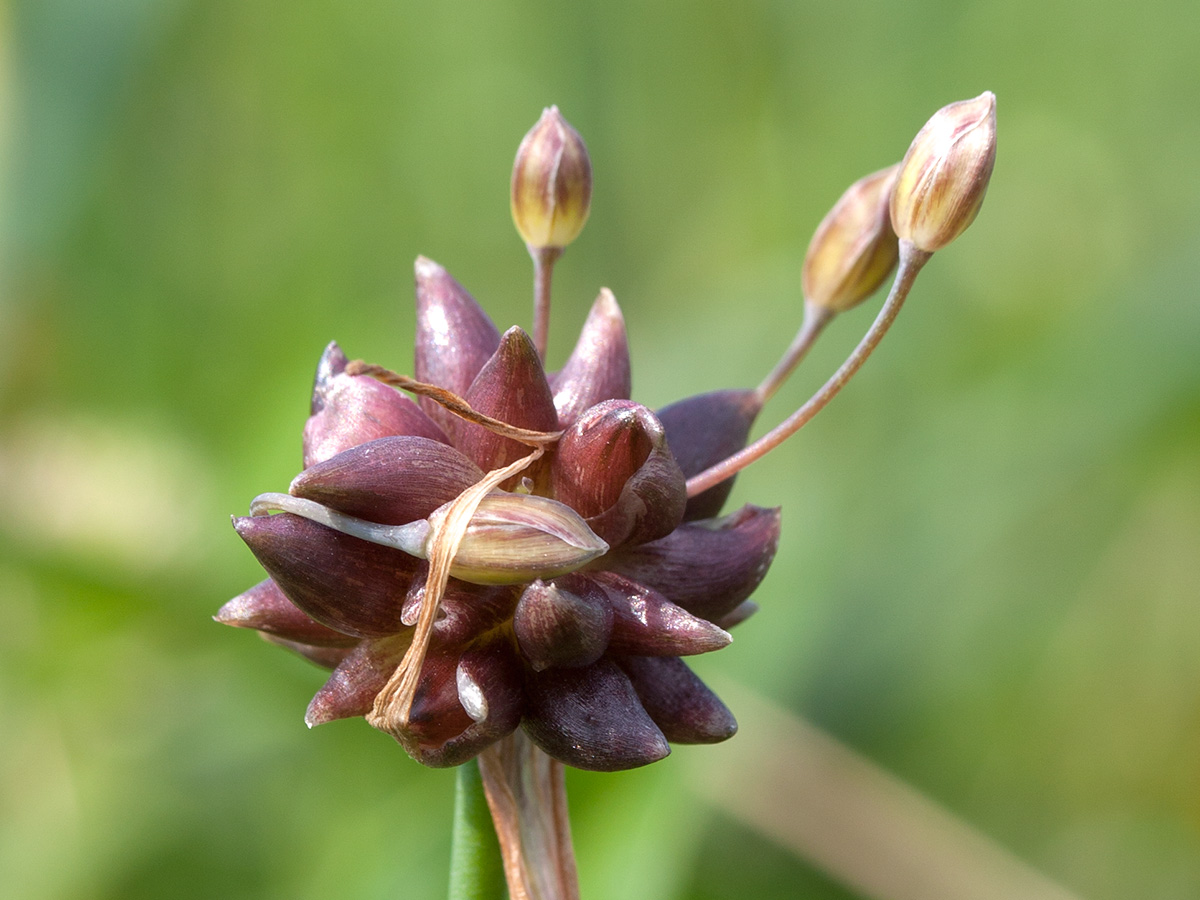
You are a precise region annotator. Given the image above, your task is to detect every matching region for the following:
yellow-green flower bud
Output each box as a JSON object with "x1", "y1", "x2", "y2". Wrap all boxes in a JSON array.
[
  {"x1": 890, "y1": 92, "x2": 997, "y2": 253},
  {"x1": 436, "y1": 491, "x2": 608, "y2": 585},
  {"x1": 511, "y1": 106, "x2": 593, "y2": 250},
  {"x1": 802, "y1": 164, "x2": 900, "y2": 314}
]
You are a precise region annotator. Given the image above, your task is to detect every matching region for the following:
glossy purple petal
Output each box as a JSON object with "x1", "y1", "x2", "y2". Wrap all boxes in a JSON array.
[
  {"x1": 550, "y1": 289, "x2": 631, "y2": 428},
  {"x1": 552, "y1": 400, "x2": 686, "y2": 548},
  {"x1": 522, "y1": 658, "x2": 670, "y2": 772},
  {"x1": 457, "y1": 327, "x2": 558, "y2": 476},
  {"x1": 513, "y1": 576, "x2": 613, "y2": 671},
  {"x1": 216, "y1": 579, "x2": 359, "y2": 647},
  {"x1": 617, "y1": 655, "x2": 737, "y2": 744},
  {"x1": 657, "y1": 389, "x2": 762, "y2": 520},
  {"x1": 261, "y1": 634, "x2": 356, "y2": 670},
  {"x1": 602, "y1": 505, "x2": 781, "y2": 622},
  {"x1": 306, "y1": 635, "x2": 411, "y2": 726},
  {"x1": 304, "y1": 343, "x2": 449, "y2": 468},
  {"x1": 234, "y1": 513, "x2": 418, "y2": 638},
  {"x1": 414, "y1": 257, "x2": 501, "y2": 435},
  {"x1": 290, "y1": 436, "x2": 483, "y2": 525},
  {"x1": 588, "y1": 571, "x2": 731, "y2": 656}
]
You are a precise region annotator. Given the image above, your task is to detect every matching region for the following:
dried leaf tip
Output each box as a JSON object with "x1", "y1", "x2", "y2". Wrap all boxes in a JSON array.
[{"x1": 891, "y1": 92, "x2": 997, "y2": 253}]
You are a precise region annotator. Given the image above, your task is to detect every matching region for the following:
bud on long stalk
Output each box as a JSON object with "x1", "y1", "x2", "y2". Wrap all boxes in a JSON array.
[
  {"x1": 511, "y1": 106, "x2": 594, "y2": 361},
  {"x1": 891, "y1": 92, "x2": 997, "y2": 253},
  {"x1": 511, "y1": 106, "x2": 593, "y2": 251},
  {"x1": 803, "y1": 164, "x2": 900, "y2": 314}
]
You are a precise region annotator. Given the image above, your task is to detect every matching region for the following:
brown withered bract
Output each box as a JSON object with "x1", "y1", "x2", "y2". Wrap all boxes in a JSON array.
[{"x1": 217, "y1": 257, "x2": 779, "y2": 772}]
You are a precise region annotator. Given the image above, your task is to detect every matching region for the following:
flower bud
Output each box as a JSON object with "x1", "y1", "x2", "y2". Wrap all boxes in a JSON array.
[
  {"x1": 890, "y1": 91, "x2": 997, "y2": 253},
  {"x1": 802, "y1": 165, "x2": 900, "y2": 313},
  {"x1": 511, "y1": 106, "x2": 593, "y2": 250},
  {"x1": 436, "y1": 491, "x2": 609, "y2": 585}
]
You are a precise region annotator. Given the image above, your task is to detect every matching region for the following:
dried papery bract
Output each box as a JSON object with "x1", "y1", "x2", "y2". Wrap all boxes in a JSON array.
[{"x1": 891, "y1": 91, "x2": 997, "y2": 253}]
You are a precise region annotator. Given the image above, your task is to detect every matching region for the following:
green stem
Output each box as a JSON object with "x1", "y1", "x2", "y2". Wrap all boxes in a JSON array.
[{"x1": 448, "y1": 760, "x2": 507, "y2": 900}]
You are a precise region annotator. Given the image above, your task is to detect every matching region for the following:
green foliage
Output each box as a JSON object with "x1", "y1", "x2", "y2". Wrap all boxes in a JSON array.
[{"x1": 2, "y1": 1, "x2": 1199, "y2": 899}]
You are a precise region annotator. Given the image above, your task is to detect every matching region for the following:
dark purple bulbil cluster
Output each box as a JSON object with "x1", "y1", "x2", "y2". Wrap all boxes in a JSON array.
[{"x1": 218, "y1": 256, "x2": 779, "y2": 772}]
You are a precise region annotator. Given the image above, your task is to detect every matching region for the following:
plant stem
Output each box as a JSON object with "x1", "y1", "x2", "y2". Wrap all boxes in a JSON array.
[
  {"x1": 686, "y1": 242, "x2": 932, "y2": 498},
  {"x1": 754, "y1": 301, "x2": 834, "y2": 405},
  {"x1": 477, "y1": 732, "x2": 580, "y2": 900},
  {"x1": 531, "y1": 246, "x2": 563, "y2": 363},
  {"x1": 448, "y1": 760, "x2": 507, "y2": 900}
]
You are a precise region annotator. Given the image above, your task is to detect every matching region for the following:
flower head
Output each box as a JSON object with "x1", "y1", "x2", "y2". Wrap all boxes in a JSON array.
[
  {"x1": 218, "y1": 96, "x2": 996, "y2": 778},
  {"x1": 218, "y1": 258, "x2": 778, "y2": 772}
]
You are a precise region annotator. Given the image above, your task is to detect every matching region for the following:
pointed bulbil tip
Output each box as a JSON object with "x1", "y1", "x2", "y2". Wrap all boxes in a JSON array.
[
  {"x1": 618, "y1": 655, "x2": 739, "y2": 744},
  {"x1": 215, "y1": 578, "x2": 358, "y2": 647},
  {"x1": 456, "y1": 325, "x2": 557, "y2": 473},
  {"x1": 413, "y1": 254, "x2": 443, "y2": 281},
  {"x1": 311, "y1": 341, "x2": 349, "y2": 415},
  {"x1": 718, "y1": 599, "x2": 759, "y2": 630},
  {"x1": 551, "y1": 287, "x2": 632, "y2": 428},
  {"x1": 412, "y1": 257, "x2": 501, "y2": 432},
  {"x1": 594, "y1": 571, "x2": 733, "y2": 657}
]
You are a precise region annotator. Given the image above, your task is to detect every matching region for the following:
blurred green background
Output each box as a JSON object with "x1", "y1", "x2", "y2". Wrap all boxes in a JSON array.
[{"x1": 2, "y1": 1, "x2": 1198, "y2": 898}]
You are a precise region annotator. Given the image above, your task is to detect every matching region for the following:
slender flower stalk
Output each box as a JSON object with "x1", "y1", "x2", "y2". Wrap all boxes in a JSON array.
[
  {"x1": 512, "y1": 107, "x2": 593, "y2": 362},
  {"x1": 687, "y1": 242, "x2": 930, "y2": 499},
  {"x1": 754, "y1": 302, "x2": 833, "y2": 404},
  {"x1": 531, "y1": 246, "x2": 563, "y2": 362}
]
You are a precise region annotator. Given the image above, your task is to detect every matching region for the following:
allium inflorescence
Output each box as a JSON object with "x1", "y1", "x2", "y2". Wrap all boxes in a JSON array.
[
  {"x1": 219, "y1": 257, "x2": 778, "y2": 771},
  {"x1": 217, "y1": 95, "x2": 995, "y2": 779}
]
